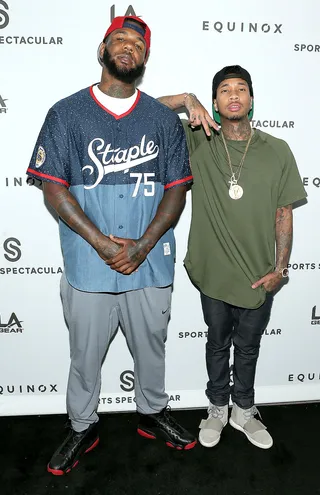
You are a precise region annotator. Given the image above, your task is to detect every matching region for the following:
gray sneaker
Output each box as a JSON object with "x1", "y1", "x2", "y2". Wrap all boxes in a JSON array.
[
  {"x1": 199, "y1": 403, "x2": 228, "y2": 448},
  {"x1": 229, "y1": 403, "x2": 273, "y2": 449}
]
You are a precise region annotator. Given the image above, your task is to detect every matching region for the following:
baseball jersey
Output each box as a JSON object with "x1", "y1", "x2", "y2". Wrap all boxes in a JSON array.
[{"x1": 27, "y1": 87, "x2": 192, "y2": 292}]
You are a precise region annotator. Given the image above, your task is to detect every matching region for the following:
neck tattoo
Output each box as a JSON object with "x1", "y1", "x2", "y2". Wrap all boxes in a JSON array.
[
  {"x1": 98, "y1": 82, "x2": 135, "y2": 99},
  {"x1": 221, "y1": 120, "x2": 252, "y2": 141}
]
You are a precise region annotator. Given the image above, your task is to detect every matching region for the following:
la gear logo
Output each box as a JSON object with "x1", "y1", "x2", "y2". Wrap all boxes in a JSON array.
[
  {"x1": 0, "y1": 1, "x2": 9, "y2": 29},
  {"x1": 83, "y1": 135, "x2": 159, "y2": 189},
  {"x1": 0, "y1": 312, "x2": 23, "y2": 333},
  {"x1": 0, "y1": 94, "x2": 8, "y2": 113},
  {"x1": 110, "y1": 5, "x2": 140, "y2": 22},
  {"x1": 311, "y1": 306, "x2": 320, "y2": 325}
]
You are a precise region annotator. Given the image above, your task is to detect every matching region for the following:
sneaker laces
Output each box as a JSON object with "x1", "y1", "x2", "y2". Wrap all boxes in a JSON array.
[
  {"x1": 207, "y1": 404, "x2": 226, "y2": 420},
  {"x1": 243, "y1": 405, "x2": 262, "y2": 422},
  {"x1": 58, "y1": 421, "x2": 82, "y2": 456},
  {"x1": 162, "y1": 406, "x2": 185, "y2": 433}
]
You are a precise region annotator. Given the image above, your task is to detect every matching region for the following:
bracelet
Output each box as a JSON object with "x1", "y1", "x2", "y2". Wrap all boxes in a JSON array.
[{"x1": 275, "y1": 267, "x2": 289, "y2": 278}]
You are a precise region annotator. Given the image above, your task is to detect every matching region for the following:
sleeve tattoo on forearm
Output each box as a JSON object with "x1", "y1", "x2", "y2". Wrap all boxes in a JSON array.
[{"x1": 275, "y1": 205, "x2": 293, "y2": 268}]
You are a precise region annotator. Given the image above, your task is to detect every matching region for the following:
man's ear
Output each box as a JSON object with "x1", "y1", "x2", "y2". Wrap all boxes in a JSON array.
[
  {"x1": 97, "y1": 42, "x2": 104, "y2": 67},
  {"x1": 144, "y1": 49, "x2": 150, "y2": 65}
]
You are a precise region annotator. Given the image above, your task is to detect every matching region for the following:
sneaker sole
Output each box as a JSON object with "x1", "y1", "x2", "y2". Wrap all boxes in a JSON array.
[
  {"x1": 198, "y1": 433, "x2": 221, "y2": 448},
  {"x1": 137, "y1": 428, "x2": 197, "y2": 450},
  {"x1": 47, "y1": 437, "x2": 100, "y2": 475},
  {"x1": 229, "y1": 418, "x2": 273, "y2": 449}
]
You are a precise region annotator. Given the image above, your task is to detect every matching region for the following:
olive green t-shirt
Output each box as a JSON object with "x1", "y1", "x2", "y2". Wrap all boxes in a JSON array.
[{"x1": 182, "y1": 121, "x2": 307, "y2": 309}]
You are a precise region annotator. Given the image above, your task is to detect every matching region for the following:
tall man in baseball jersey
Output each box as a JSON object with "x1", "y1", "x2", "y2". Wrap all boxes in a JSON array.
[
  {"x1": 159, "y1": 65, "x2": 306, "y2": 450},
  {"x1": 27, "y1": 16, "x2": 196, "y2": 476}
]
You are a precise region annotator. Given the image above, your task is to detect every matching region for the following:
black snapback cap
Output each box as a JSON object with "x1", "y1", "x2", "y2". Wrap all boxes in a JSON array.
[{"x1": 212, "y1": 65, "x2": 254, "y2": 124}]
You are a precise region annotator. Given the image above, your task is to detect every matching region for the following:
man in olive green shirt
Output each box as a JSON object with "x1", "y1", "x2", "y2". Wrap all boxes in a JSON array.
[{"x1": 159, "y1": 65, "x2": 306, "y2": 450}]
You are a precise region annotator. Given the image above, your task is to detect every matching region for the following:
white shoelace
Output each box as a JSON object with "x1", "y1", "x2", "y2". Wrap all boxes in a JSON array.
[
  {"x1": 243, "y1": 405, "x2": 262, "y2": 422},
  {"x1": 208, "y1": 404, "x2": 226, "y2": 420}
]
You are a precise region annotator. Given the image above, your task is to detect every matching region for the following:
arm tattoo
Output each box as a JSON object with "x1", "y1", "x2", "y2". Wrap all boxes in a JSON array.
[
  {"x1": 275, "y1": 205, "x2": 293, "y2": 270},
  {"x1": 157, "y1": 95, "x2": 184, "y2": 110},
  {"x1": 43, "y1": 183, "x2": 103, "y2": 249},
  {"x1": 139, "y1": 186, "x2": 187, "y2": 254}
]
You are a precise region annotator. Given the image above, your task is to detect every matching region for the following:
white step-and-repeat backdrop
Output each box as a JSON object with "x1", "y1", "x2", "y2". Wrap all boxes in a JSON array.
[{"x1": 0, "y1": 0, "x2": 319, "y2": 416}]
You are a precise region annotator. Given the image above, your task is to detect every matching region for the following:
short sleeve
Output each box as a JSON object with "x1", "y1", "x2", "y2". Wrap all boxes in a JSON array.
[
  {"x1": 181, "y1": 118, "x2": 211, "y2": 157},
  {"x1": 164, "y1": 117, "x2": 193, "y2": 190},
  {"x1": 26, "y1": 107, "x2": 70, "y2": 187},
  {"x1": 277, "y1": 142, "x2": 307, "y2": 207}
]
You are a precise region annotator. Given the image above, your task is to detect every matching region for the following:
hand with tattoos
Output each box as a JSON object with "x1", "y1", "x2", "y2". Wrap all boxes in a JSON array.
[
  {"x1": 106, "y1": 236, "x2": 149, "y2": 274},
  {"x1": 94, "y1": 234, "x2": 122, "y2": 262},
  {"x1": 107, "y1": 186, "x2": 187, "y2": 275},
  {"x1": 252, "y1": 271, "x2": 282, "y2": 293},
  {"x1": 157, "y1": 93, "x2": 219, "y2": 136},
  {"x1": 252, "y1": 204, "x2": 293, "y2": 292},
  {"x1": 184, "y1": 93, "x2": 218, "y2": 136}
]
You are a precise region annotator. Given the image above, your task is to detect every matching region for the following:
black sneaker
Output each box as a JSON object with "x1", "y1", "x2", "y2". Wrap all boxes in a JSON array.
[
  {"x1": 47, "y1": 422, "x2": 99, "y2": 475},
  {"x1": 137, "y1": 407, "x2": 197, "y2": 450}
]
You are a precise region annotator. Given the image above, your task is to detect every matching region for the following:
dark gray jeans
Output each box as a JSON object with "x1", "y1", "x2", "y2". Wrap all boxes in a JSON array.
[{"x1": 201, "y1": 292, "x2": 273, "y2": 409}]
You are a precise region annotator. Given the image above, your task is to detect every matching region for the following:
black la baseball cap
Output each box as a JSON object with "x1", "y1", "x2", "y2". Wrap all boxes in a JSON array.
[{"x1": 212, "y1": 65, "x2": 254, "y2": 124}]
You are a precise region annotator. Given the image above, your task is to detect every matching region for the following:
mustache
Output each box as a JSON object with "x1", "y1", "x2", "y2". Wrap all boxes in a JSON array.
[{"x1": 117, "y1": 52, "x2": 134, "y2": 61}]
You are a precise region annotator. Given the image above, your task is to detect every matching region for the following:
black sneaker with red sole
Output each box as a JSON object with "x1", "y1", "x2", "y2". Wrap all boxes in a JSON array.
[
  {"x1": 137, "y1": 407, "x2": 197, "y2": 450},
  {"x1": 47, "y1": 422, "x2": 99, "y2": 475}
]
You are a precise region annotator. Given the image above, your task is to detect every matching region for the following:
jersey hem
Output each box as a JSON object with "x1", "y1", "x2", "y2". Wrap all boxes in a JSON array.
[
  {"x1": 65, "y1": 276, "x2": 174, "y2": 293},
  {"x1": 164, "y1": 175, "x2": 193, "y2": 190}
]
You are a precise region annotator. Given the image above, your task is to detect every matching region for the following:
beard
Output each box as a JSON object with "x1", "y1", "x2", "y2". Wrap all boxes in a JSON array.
[
  {"x1": 224, "y1": 106, "x2": 251, "y2": 122},
  {"x1": 226, "y1": 109, "x2": 249, "y2": 121},
  {"x1": 227, "y1": 114, "x2": 244, "y2": 121},
  {"x1": 102, "y1": 47, "x2": 145, "y2": 84}
]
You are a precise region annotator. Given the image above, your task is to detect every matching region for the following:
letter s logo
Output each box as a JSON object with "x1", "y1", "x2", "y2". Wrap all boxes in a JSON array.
[
  {"x1": 3, "y1": 237, "x2": 21, "y2": 262},
  {"x1": 0, "y1": 1, "x2": 9, "y2": 29},
  {"x1": 120, "y1": 370, "x2": 135, "y2": 392}
]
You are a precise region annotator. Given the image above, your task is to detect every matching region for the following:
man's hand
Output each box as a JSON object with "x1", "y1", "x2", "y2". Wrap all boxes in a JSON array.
[
  {"x1": 95, "y1": 235, "x2": 121, "y2": 262},
  {"x1": 252, "y1": 272, "x2": 283, "y2": 292},
  {"x1": 106, "y1": 235, "x2": 149, "y2": 275},
  {"x1": 185, "y1": 94, "x2": 220, "y2": 136}
]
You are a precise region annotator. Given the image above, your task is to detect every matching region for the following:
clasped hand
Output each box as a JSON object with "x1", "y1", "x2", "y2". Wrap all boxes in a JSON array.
[{"x1": 105, "y1": 235, "x2": 148, "y2": 275}]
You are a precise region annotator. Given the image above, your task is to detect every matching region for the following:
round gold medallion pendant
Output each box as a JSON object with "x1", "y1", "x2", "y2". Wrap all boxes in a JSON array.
[{"x1": 229, "y1": 184, "x2": 243, "y2": 200}]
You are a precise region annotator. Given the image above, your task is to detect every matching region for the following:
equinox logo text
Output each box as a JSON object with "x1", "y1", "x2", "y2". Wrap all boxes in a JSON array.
[{"x1": 202, "y1": 21, "x2": 283, "y2": 34}]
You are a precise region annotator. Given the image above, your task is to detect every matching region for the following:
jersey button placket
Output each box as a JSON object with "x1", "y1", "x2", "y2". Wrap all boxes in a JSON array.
[{"x1": 117, "y1": 184, "x2": 125, "y2": 233}]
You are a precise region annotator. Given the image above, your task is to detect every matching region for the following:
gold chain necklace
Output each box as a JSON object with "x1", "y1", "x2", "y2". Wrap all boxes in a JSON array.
[{"x1": 221, "y1": 129, "x2": 254, "y2": 200}]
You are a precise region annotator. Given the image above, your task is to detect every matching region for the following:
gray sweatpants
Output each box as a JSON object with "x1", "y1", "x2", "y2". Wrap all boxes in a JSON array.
[{"x1": 60, "y1": 274, "x2": 171, "y2": 432}]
